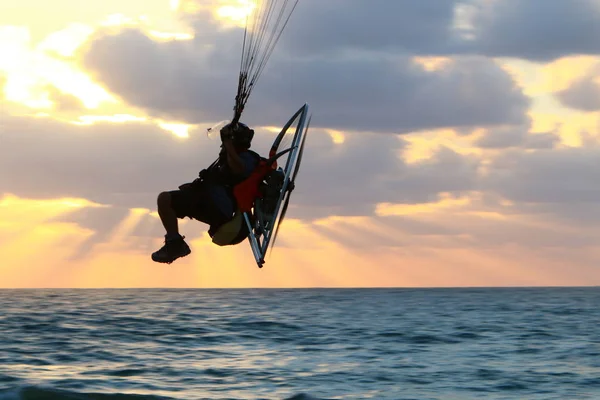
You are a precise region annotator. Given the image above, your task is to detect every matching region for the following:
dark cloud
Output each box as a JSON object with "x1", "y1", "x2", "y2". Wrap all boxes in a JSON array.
[
  {"x1": 389, "y1": 146, "x2": 480, "y2": 203},
  {"x1": 81, "y1": 27, "x2": 237, "y2": 123},
  {"x1": 280, "y1": 0, "x2": 600, "y2": 62},
  {"x1": 477, "y1": 126, "x2": 529, "y2": 149},
  {"x1": 523, "y1": 132, "x2": 562, "y2": 150},
  {"x1": 556, "y1": 65, "x2": 600, "y2": 111},
  {"x1": 267, "y1": 0, "x2": 600, "y2": 63},
  {"x1": 484, "y1": 145, "x2": 600, "y2": 204},
  {"x1": 290, "y1": 132, "x2": 482, "y2": 220},
  {"x1": 79, "y1": 7, "x2": 529, "y2": 133},
  {"x1": 12, "y1": 111, "x2": 583, "y2": 228},
  {"x1": 257, "y1": 55, "x2": 528, "y2": 133},
  {"x1": 0, "y1": 112, "x2": 483, "y2": 221},
  {"x1": 3, "y1": 112, "x2": 599, "y2": 259},
  {"x1": 279, "y1": 0, "x2": 465, "y2": 57},
  {"x1": 0, "y1": 112, "x2": 488, "y2": 259},
  {"x1": 468, "y1": 0, "x2": 600, "y2": 61},
  {"x1": 476, "y1": 125, "x2": 560, "y2": 149},
  {"x1": 288, "y1": 131, "x2": 406, "y2": 218},
  {"x1": 0, "y1": 114, "x2": 217, "y2": 209},
  {"x1": 73, "y1": 0, "x2": 594, "y2": 132}
]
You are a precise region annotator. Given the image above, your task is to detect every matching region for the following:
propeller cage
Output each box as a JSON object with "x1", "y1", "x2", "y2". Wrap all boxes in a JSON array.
[{"x1": 242, "y1": 103, "x2": 311, "y2": 268}]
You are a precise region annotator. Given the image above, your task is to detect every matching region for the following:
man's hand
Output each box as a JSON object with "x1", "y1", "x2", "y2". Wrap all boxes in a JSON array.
[
  {"x1": 220, "y1": 125, "x2": 235, "y2": 143},
  {"x1": 219, "y1": 124, "x2": 246, "y2": 175}
]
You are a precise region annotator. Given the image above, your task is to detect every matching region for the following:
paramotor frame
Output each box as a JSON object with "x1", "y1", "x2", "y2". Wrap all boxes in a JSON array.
[{"x1": 244, "y1": 102, "x2": 311, "y2": 267}]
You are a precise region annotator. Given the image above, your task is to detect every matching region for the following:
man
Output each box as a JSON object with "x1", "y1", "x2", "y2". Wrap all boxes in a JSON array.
[{"x1": 151, "y1": 122, "x2": 259, "y2": 264}]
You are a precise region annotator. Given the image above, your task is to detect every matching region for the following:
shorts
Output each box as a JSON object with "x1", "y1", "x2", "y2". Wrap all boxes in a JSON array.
[{"x1": 169, "y1": 181, "x2": 232, "y2": 229}]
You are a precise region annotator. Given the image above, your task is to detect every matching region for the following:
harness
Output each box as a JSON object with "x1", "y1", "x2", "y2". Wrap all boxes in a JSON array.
[
  {"x1": 199, "y1": 148, "x2": 265, "y2": 243},
  {"x1": 199, "y1": 148, "x2": 262, "y2": 189}
]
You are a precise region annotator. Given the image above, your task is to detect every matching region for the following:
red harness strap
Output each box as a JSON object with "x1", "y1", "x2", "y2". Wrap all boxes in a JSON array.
[{"x1": 232, "y1": 160, "x2": 271, "y2": 212}]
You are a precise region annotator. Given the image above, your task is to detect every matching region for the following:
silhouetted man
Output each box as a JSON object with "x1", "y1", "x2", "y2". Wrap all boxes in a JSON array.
[{"x1": 151, "y1": 123, "x2": 259, "y2": 264}]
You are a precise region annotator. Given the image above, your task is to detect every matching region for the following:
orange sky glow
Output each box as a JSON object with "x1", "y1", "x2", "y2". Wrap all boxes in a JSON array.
[{"x1": 1, "y1": 1, "x2": 599, "y2": 288}]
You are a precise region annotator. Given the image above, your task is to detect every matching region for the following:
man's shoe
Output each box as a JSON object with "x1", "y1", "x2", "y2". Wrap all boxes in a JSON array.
[{"x1": 151, "y1": 235, "x2": 191, "y2": 264}]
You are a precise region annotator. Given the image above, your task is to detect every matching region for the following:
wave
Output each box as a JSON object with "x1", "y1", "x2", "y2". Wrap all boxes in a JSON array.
[{"x1": 0, "y1": 386, "x2": 324, "y2": 400}]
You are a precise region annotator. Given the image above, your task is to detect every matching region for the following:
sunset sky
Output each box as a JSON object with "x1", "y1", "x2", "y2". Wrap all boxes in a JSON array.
[{"x1": 1, "y1": 0, "x2": 600, "y2": 288}]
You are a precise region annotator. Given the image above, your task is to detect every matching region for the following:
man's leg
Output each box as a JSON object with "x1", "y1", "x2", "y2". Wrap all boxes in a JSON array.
[
  {"x1": 151, "y1": 190, "x2": 191, "y2": 264},
  {"x1": 157, "y1": 191, "x2": 179, "y2": 236}
]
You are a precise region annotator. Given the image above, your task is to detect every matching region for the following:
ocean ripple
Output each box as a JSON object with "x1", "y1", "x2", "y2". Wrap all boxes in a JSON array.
[{"x1": 0, "y1": 287, "x2": 599, "y2": 399}]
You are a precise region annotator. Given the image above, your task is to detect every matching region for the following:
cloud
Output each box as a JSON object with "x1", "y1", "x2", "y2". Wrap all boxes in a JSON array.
[
  {"x1": 468, "y1": 0, "x2": 600, "y2": 62},
  {"x1": 8, "y1": 110, "x2": 588, "y2": 232},
  {"x1": 388, "y1": 146, "x2": 481, "y2": 203},
  {"x1": 484, "y1": 145, "x2": 600, "y2": 205},
  {"x1": 8, "y1": 2, "x2": 600, "y2": 243},
  {"x1": 279, "y1": 0, "x2": 464, "y2": 57},
  {"x1": 523, "y1": 131, "x2": 563, "y2": 150},
  {"x1": 291, "y1": 132, "x2": 482, "y2": 219},
  {"x1": 304, "y1": 183, "x2": 600, "y2": 261},
  {"x1": 265, "y1": 0, "x2": 600, "y2": 64},
  {"x1": 556, "y1": 63, "x2": 600, "y2": 111},
  {"x1": 0, "y1": 114, "x2": 213, "y2": 209},
  {"x1": 0, "y1": 112, "x2": 487, "y2": 260},
  {"x1": 258, "y1": 55, "x2": 529, "y2": 133},
  {"x1": 80, "y1": 26, "x2": 239, "y2": 121},
  {"x1": 79, "y1": 14, "x2": 529, "y2": 133},
  {"x1": 0, "y1": 113, "x2": 222, "y2": 258},
  {"x1": 2, "y1": 115, "x2": 598, "y2": 270},
  {"x1": 176, "y1": 0, "x2": 600, "y2": 62},
  {"x1": 476, "y1": 125, "x2": 561, "y2": 149},
  {"x1": 46, "y1": 85, "x2": 86, "y2": 111},
  {"x1": 0, "y1": 111, "x2": 487, "y2": 221},
  {"x1": 51, "y1": 205, "x2": 134, "y2": 260}
]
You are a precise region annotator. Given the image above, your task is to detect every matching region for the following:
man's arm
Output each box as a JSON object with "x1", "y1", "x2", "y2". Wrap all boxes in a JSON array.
[{"x1": 222, "y1": 139, "x2": 245, "y2": 175}]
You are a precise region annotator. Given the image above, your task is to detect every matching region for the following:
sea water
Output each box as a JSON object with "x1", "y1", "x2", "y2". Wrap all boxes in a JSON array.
[{"x1": 0, "y1": 287, "x2": 598, "y2": 399}]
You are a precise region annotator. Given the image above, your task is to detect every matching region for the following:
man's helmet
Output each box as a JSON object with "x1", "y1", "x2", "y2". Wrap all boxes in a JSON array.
[{"x1": 221, "y1": 122, "x2": 254, "y2": 148}]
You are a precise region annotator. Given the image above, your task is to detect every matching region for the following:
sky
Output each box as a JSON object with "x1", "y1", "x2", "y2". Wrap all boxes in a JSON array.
[{"x1": 1, "y1": 0, "x2": 600, "y2": 288}]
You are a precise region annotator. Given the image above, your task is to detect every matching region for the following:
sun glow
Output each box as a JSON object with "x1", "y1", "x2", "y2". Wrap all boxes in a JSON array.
[
  {"x1": 402, "y1": 128, "x2": 481, "y2": 164},
  {"x1": 37, "y1": 23, "x2": 94, "y2": 57},
  {"x1": 0, "y1": 25, "x2": 116, "y2": 110},
  {"x1": 73, "y1": 114, "x2": 147, "y2": 125},
  {"x1": 1, "y1": 191, "x2": 597, "y2": 288},
  {"x1": 500, "y1": 56, "x2": 600, "y2": 96},
  {"x1": 413, "y1": 56, "x2": 453, "y2": 71},
  {"x1": 176, "y1": 0, "x2": 256, "y2": 26},
  {"x1": 216, "y1": 1, "x2": 256, "y2": 25},
  {"x1": 325, "y1": 129, "x2": 346, "y2": 144},
  {"x1": 375, "y1": 194, "x2": 471, "y2": 217},
  {"x1": 159, "y1": 122, "x2": 193, "y2": 138},
  {"x1": 0, "y1": 194, "x2": 107, "y2": 281}
]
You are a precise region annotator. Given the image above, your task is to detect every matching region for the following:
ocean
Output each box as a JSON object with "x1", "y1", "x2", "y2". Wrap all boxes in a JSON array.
[{"x1": 0, "y1": 287, "x2": 598, "y2": 399}]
